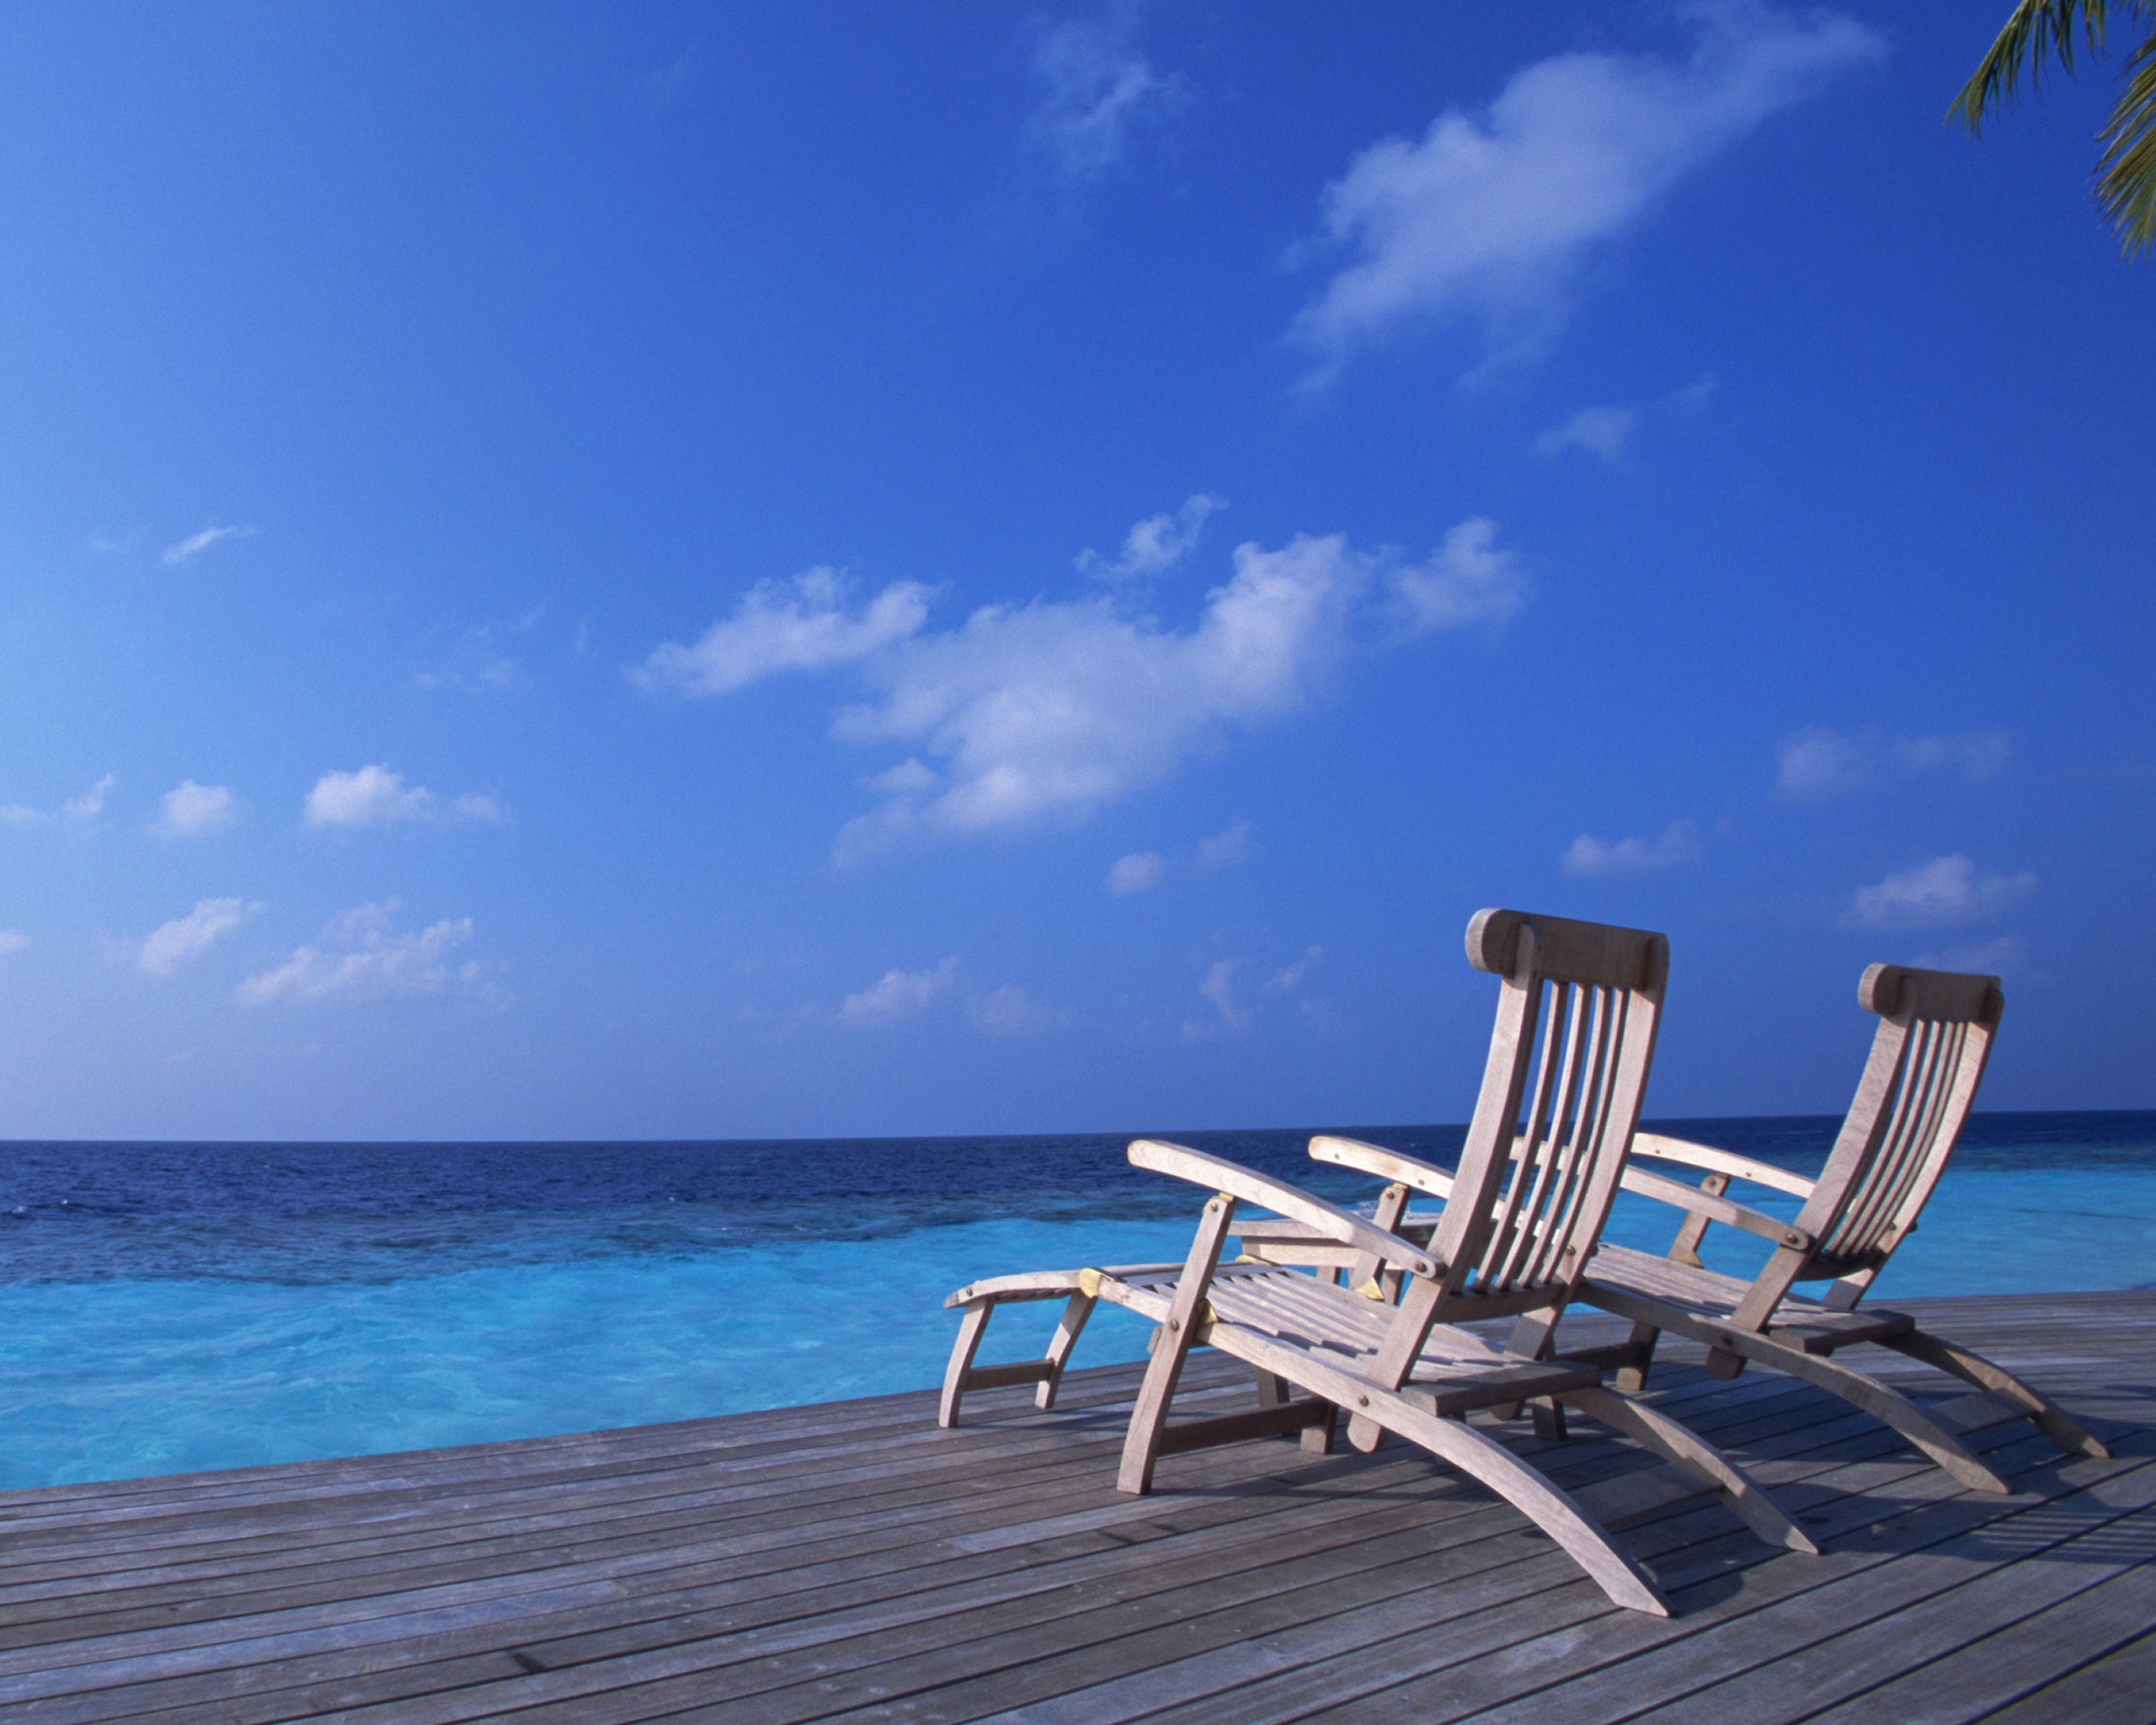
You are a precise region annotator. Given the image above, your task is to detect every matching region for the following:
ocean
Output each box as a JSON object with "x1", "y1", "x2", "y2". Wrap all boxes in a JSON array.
[{"x1": 2, "y1": 1113, "x2": 2150, "y2": 1489}]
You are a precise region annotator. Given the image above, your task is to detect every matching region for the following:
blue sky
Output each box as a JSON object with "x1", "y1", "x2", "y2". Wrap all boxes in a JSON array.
[{"x1": 2, "y1": 3, "x2": 2149, "y2": 1140}]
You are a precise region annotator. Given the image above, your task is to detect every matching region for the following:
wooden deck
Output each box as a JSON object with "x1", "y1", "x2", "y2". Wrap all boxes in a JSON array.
[{"x1": 1, "y1": 1291, "x2": 2150, "y2": 1723}]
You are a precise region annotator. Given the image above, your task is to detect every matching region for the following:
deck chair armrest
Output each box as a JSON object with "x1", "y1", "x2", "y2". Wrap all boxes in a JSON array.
[
  {"x1": 1629, "y1": 1133, "x2": 1817, "y2": 1199},
  {"x1": 1620, "y1": 1166, "x2": 1816, "y2": 1252},
  {"x1": 1129, "y1": 1139, "x2": 1438, "y2": 1278},
  {"x1": 1308, "y1": 1134, "x2": 1458, "y2": 1199}
]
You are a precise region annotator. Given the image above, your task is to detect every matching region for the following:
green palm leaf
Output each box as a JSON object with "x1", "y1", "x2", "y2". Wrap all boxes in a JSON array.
[{"x1": 1953, "y1": 0, "x2": 2156, "y2": 255}]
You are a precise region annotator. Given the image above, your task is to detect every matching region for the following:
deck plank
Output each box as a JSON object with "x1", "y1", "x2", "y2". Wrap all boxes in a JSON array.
[{"x1": 0, "y1": 1293, "x2": 2143, "y2": 1724}]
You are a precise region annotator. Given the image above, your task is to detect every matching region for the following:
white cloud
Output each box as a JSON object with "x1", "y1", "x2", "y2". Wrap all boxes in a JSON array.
[
  {"x1": 1911, "y1": 934, "x2": 2027, "y2": 979},
  {"x1": 969, "y1": 984, "x2": 1064, "y2": 1036},
  {"x1": 1778, "y1": 728, "x2": 2010, "y2": 799},
  {"x1": 237, "y1": 900, "x2": 484, "y2": 1005},
  {"x1": 1851, "y1": 856, "x2": 2036, "y2": 930},
  {"x1": 151, "y1": 780, "x2": 237, "y2": 839},
  {"x1": 138, "y1": 898, "x2": 262, "y2": 977},
  {"x1": 1193, "y1": 820, "x2": 1255, "y2": 873},
  {"x1": 302, "y1": 766, "x2": 501, "y2": 830},
  {"x1": 1384, "y1": 517, "x2": 1529, "y2": 635},
  {"x1": 1077, "y1": 495, "x2": 1225, "y2": 582},
  {"x1": 0, "y1": 931, "x2": 24, "y2": 957},
  {"x1": 1182, "y1": 959, "x2": 1250, "y2": 1039},
  {"x1": 1105, "y1": 851, "x2": 1167, "y2": 896},
  {"x1": 633, "y1": 567, "x2": 931, "y2": 697},
  {"x1": 828, "y1": 526, "x2": 1524, "y2": 862},
  {"x1": 1264, "y1": 945, "x2": 1323, "y2": 993},
  {"x1": 416, "y1": 606, "x2": 547, "y2": 693},
  {"x1": 3, "y1": 773, "x2": 115, "y2": 833},
  {"x1": 1562, "y1": 819, "x2": 1701, "y2": 878},
  {"x1": 1181, "y1": 946, "x2": 1324, "y2": 1037},
  {"x1": 1535, "y1": 404, "x2": 1640, "y2": 462},
  {"x1": 1535, "y1": 376, "x2": 1717, "y2": 463},
  {"x1": 162, "y1": 523, "x2": 256, "y2": 565},
  {"x1": 62, "y1": 774, "x2": 113, "y2": 825},
  {"x1": 1024, "y1": 13, "x2": 1187, "y2": 185},
  {"x1": 838, "y1": 957, "x2": 959, "y2": 1028},
  {"x1": 1289, "y1": 6, "x2": 1881, "y2": 381}
]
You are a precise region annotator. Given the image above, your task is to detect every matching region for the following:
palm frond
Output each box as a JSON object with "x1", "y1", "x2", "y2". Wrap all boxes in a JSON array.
[
  {"x1": 2096, "y1": 27, "x2": 2156, "y2": 250},
  {"x1": 1952, "y1": 0, "x2": 2113, "y2": 135}
]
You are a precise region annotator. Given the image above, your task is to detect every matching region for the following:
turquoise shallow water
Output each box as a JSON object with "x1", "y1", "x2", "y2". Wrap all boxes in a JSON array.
[{"x1": 0, "y1": 1118, "x2": 2149, "y2": 1488}]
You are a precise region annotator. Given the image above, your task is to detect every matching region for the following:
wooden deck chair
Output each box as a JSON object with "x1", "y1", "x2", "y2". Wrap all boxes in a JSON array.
[
  {"x1": 1545, "y1": 962, "x2": 2111, "y2": 1493},
  {"x1": 942, "y1": 911, "x2": 1814, "y2": 1616}
]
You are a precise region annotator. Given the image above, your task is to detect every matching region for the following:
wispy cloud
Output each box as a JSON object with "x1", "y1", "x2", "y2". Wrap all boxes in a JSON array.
[
  {"x1": 1562, "y1": 820, "x2": 1701, "y2": 879},
  {"x1": 838, "y1": 957, "x2": 960, "y2": 1027},
  {"x1": 1537, "y1": 404, "x2": 1639, "y2": 463},
  {"x1": 1105, "y1": 820, "x2": 1255, "y2": 896},
  {"x1": 1193, "y1": 819, "x2": 1255, "y2": 873},
  {"x1": 2, "y1": 773, "x2": 115, "y2": 834},
  {"x1": 1778, "y1": 728, "x2": 2010, "y2": 799},
  {"x1": 302, "y1": 766, "x2": 501, "y2": 830},
  {"x1": 1289, "y1": 6, "x2": 1881, "y2": 382},
  {"x1": 1077, "y1": 494, "x2": 1225, "y2": 582},
  {"x1": 1382, "y1": 517, "x2": 1529, "y2": 635},
  {"x1": 828, "y1": 524, "x2": 1525, "y2": 862},
  {"x1": 633, "y1": 568, "x2": 931, "y2": 697},
  {"x1": 0, "y1": 931, "x2": 25, "y2": 958},
  {"x1": 969, "y1": 984, "x2": 1065, "y2": 1037},
  {"x1": 1536, "y1": 377, "x2": 1716, "y2": 463},
  {"x1": 162, "y1": 523, "x2": 256, "y2": 565},
  {"x1": 1850, "y1": 855, "x2": 2036, "y2": 930},
  {"x1": 1180, "y1": 945, "x2": 1322, "y2": 1039},
  {"x1": 1265, "y1": 944, "x2": 1324, "y2": 995},
  {"x1": 151, "y1": 780, "x2": 237, "y2": 839},
  {"x1": 416, "y1": 605, "x2": 547, "y2": 693},
  {"x1": 1024, "y1": 12, "x2": 1187, "y2": 187},
  {"x1": 1911, "y1": 933, "x2": 2027, "y2": 979},
  {"x1": 237, "y1": 900, "x2": 488, "y2": 1005},
  {"x1": 1105, "y1": 851, "x2": 1168, "y2": 896},
  {"x1": 138, "y1": 897, "x2": 262, "y2": 976},
  {"x1": 1182, "y1": 959, "x2": 1250, "y2": 1039}
]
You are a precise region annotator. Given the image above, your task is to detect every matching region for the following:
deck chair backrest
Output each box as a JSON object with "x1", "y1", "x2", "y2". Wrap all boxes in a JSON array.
[
  {"x1": 1433, "y1": 909, "x2": 1669, "y2": 1307},
  {"x1": 1790, "y1": 963, "x2": 2003, "y2": 1295}
]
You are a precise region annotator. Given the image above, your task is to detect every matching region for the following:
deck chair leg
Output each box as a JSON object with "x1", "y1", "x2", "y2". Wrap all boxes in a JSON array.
[
  {"x1": 1118, "y1": 1195, "x2": 1235, "y2": 1496},
  {"x1": 1368, "y1": 1383, "x2": 1669, "y2": 1615},
  {"x1": 1036, "y1": 1291, "x2": 1097, "y2": 1410},
  {"x1": 1560, "y1": 1386, "x2": 1818, "y2": 1554},
  {"x1": 1616, "y1": 1322, "x2": 1662, "y2": 1392},
  {"x1": 1737, "y1": 1340, "x2": 2012, "y2": 1493},
  {"x1": 1217, "y1": 1328, "x2": 1672, "y2": 1615},
  {"x1": 1879, "y1": 1329, "x2": 2111, "y2": 1461},
  {"x1": 1256, "y1": 1369, "x2": 1337, "y2": 1452},
  {"x1": 940, "y1": 1302, "x2": 995, "y2": 1429}
]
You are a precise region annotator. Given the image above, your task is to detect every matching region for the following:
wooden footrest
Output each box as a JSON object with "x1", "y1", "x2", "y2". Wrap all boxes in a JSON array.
[
  {"x1": 1155, "y1": 1400, "x2": 1334, "y2": 1456},
  {"x1": 961, "y1": 1359, "x2": 1059, "y2": 1391}
]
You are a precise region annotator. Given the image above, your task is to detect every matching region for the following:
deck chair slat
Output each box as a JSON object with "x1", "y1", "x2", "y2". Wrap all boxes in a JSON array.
[
  {"x1": 1524, "y1": 983, "x2": 1621, "y2": 1289},
  {"x1": 1483, "y1": 980, "x2": 1582, "y2": 1291},
  {"x1": 1495, "y1": 985, "x2": 1590, "y2": 1292},
  {"x1": 1523, "y1": 981, "x2": 1612, "y2": 1286},
  {"x1": 1478, "y1": 975, "x2": 1572, "y2": 1290}
]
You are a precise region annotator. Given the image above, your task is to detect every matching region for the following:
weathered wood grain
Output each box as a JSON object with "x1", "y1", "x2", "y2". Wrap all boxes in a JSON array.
[{"x1": 0, "y1": 1291, "x2": 2141, "y2": 1724}]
